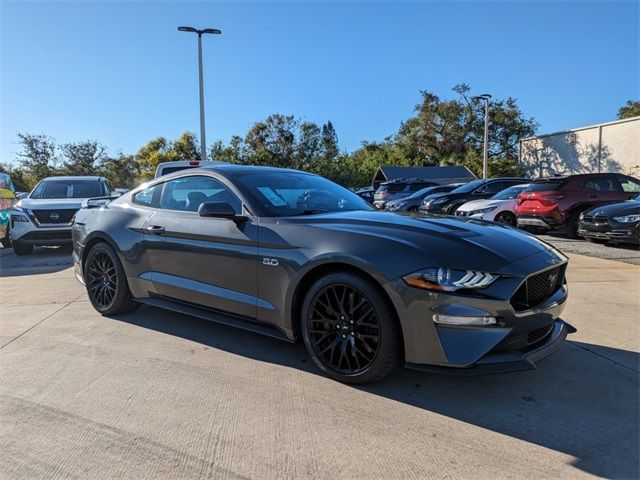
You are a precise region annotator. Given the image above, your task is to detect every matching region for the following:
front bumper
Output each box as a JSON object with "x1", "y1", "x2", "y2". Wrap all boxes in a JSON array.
[
  {"x1": 11, "y1": 219, "x2": 72, "y2": 245},
  {"x1": 406, "y1": 319, "x2": 575, "y2": 375},
  {"x1": 419, "y1": 204, "x2": 447, "y2": 214},
  {"x1": 578, "y1": 220, "x2": 640, "y2": 243},
  {"x1": 384, "y1": 248, "x2": 573, "y2": 375}
]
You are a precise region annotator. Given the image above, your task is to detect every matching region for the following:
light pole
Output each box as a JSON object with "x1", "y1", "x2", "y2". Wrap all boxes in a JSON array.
[
  {"x1": 473, "y1": 94, "x2": 492, "y2": 179},
  {"x1": 178, "y1": 26, "x2": 222, "y2": 162}
]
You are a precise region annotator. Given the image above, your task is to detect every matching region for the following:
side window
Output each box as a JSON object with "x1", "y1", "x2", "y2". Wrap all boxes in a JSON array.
[
  {"x1": 159, "y1": 176, "x2": 242, "y2": 213},
  {"x1": 619, "y1": 176, "x2": 640, "y2": 193},
  {"x1": 411, "y1": 182, "x2": 431, "y2": 191},
  {"x1": 583, "y1": 177, "x2": 621, "y2": 192},
  {"x1": 133, "y1": 184, "x2": 162, "y2": 207},
  {"x1": 485, "y1": 181, "x2": 504, "y2": 194}
]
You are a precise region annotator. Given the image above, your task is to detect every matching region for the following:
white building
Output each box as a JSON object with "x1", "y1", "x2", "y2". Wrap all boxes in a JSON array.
[{"x1": 519, "y1": 116, "x2": 640, "y2": 178}]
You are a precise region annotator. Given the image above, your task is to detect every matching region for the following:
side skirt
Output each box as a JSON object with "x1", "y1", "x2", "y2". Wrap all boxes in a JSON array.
[{"x1": 135, "y1": 296, "x2": 294, "y2": 343}]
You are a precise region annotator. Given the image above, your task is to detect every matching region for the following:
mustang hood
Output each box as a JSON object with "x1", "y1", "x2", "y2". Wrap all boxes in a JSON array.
[
  {"x1": 285, "y1": 210, "x2": 559, "y2": 275},
  {"x1": 17, "y1": 198, "x2": 85, "y2": 210}
]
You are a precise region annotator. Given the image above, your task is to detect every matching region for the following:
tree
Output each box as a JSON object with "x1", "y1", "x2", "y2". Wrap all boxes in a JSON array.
[
  {"x1": 15, "y1": 133, "x2": 57, "y2": 185},
  {"x1": 100, "y1": 154, "x2": 140, "y2": 188},
  {"x1": 60, "y1": 140, "x2": 106, "y2": 176},
  {"x1": 172, "y1": 131, "x2": 200, "y2": 161},
  {"x1": 321, "y1": 121, "x2": 339, "y2": 161},
  {"x1": 617, "y1": 100, "x2": 640, "y2": 119}
]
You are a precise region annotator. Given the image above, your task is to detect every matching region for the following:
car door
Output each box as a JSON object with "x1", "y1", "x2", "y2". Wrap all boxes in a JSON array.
[
  {"x1": 617, "y1": 175, "x2": 640, "y2": 200},
  {"x1": 142, "y1": 174, "x2": 259, "y2": 319}
]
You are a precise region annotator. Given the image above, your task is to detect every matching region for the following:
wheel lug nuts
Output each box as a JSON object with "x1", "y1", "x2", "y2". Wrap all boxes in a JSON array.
[
  {"x1": 350, "y1": 332, "x2": 355, "y2": 336},
  {"x1": 341, "y1": 334, "x2": 346, "y2": 339},
  {"x1": 350, "y1": 320, "x2": 354, "y2": 324}
]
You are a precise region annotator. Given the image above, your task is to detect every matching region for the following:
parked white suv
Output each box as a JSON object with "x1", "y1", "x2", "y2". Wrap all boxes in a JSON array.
[
  {"x1": 10, "y1": 176, "x2": 115, "y2": 255},
  {"x1": 154, "y1": 160, "x2": 227, "y2": 178}
]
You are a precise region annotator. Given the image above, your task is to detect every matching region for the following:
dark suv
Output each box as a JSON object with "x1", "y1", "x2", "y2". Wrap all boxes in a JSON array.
[
  {"x1": 373, "y1": 178, "x2": 437, "y2": 210},
  {"x1": 516, "y1": 173, "x2": 640, "y2": 237},
  {"x1": 420, "y1": 177, "x2": 529, "y2": 215}
]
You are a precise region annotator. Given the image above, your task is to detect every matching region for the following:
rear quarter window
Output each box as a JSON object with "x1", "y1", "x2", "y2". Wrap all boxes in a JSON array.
[{"x1": 378, "y1": 184, "x2": 405, "y2": 193}]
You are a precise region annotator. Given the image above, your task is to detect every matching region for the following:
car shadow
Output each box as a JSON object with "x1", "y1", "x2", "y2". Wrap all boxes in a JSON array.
[
  {"x1": 112, "y1": 306, "x2": 639, "y2": 479},
  {"x1": 0, "y1": 245, "x2": 73, "y2": 277}
]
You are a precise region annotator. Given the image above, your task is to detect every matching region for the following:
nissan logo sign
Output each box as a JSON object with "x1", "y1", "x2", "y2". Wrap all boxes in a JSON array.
[{"x1": 49, "y1": 212, "x2": 60, "y2": 221}]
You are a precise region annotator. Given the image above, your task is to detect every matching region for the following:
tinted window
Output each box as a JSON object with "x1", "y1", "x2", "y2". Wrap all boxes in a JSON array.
[
  {"x1": 620, "y1": 176, "x2": 640, "y2": 193},
  {"x1": 234, "y1": 172, "x2": 372, "y2": 217},
  {"x1": 451, "y1": 179, "x2": 485, "y2": 193},
  {"x1": 31, "y1": 179, "x2": 104, "y2": 199},
  {"x1": 159, "y1": 176, "x2": 241, "y2": 213},
  {"x1": 483, "y1": 181, "x2": 505, "y2": 194},
  {"x1": 582, "y1": 177, "x2": 621, "y2": 192},
  {"x1": 378, "y1": 183, "x2": 405, "y2": 193},
  {"x1": 525, "y1": 181, "x2": 564, "y2": 192},
  {"x1": 133, "y1": 184, "x2": 162, "y2": 207},
  {"x1": 409, "y1": 182, "x2": 433, "y2": 191},
  {"x1": 159, "y1": 166, "x2": 198, "y2": 176}
]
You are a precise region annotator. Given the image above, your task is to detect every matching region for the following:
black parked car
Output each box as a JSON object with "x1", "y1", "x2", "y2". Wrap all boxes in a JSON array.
[
  {"x1": 373, "y1": 178, "x2": 437, "y2": 210},
  {"x1": 420, "y1": 177, "x2": 530, "y2": 215},
  {"x1": 355, "y1": 187, "x2": 375, "y2": 205},
  {"x1": 386, "y1": 184, "x2": 464, "y2": 212},
  {"x1": 578, "y1": 194, "x2": 640, "y2": 244},
  {"x1": 73, "y1": 165, "x2": 573, "y2": 384}
]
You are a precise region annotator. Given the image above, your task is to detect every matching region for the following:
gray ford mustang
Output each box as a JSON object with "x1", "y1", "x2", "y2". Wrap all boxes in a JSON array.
[{"x1": 72, "y1": 165, "x2": 575, "y2": 384}]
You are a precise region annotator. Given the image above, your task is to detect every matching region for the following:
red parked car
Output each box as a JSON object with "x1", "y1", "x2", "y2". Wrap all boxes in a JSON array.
[{"x1": 516, "y1": 173, "x2": 640, "y2": 237}]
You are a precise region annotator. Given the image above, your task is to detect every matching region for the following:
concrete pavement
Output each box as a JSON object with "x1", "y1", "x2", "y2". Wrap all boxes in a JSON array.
[{"x1": 0, "y1": 249, "x2": 638, "y2": 479}]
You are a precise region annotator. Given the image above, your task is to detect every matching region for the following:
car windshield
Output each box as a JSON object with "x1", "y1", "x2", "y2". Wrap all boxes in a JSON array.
[
  {"x1": 30, "y1": 179, "x2": 104, "y2": 199},
  {"x1": 491, "y1": 185, "x2": 529, "y2": 200},
  {"x1": 450, "y1": 179, "x2": 485, "y2": 193},
  {"x1": 233, "y1": 172, "x2": 373, "y2": 217}
]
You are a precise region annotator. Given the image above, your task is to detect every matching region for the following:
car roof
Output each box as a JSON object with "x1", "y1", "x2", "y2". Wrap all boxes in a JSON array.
[
  {"x1": 532, "y1": 173, "x2": 627, "y2": 182},
  {"x1": 41, "y1": 175, "x2": 105, "y2": 181}
]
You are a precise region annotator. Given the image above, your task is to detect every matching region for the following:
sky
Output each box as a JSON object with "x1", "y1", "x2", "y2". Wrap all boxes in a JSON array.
[{"x1": 1, "y1": 1, "x2": 638, "y2": 163}]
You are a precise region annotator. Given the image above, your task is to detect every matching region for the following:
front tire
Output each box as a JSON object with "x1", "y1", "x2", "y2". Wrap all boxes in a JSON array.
[
  {"x1": 13, "y1": 242, "x2": 33, "y2": 255},
  {"x1": 84, "y1": 242, "x2": 139, "y2": 315},
  {"x1": 1, "y1": 231, "x2": 11, "y2": 248},
  {"x1": 301, "y1": 272, "x2": 402, "y2": 384},
  {"x1": 494, "y1": 211, "x2": 517, "y2": 226}
]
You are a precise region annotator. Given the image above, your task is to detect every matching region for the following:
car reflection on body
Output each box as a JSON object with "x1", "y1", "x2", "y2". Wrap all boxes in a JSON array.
[{"x1": 73, "y1": 165, "x2": 574, "y2": 384}]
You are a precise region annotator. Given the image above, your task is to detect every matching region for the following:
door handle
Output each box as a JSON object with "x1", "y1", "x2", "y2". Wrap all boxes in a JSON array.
[{"x1": 146, "y1": 225, "x2": 165, "y2": 234}]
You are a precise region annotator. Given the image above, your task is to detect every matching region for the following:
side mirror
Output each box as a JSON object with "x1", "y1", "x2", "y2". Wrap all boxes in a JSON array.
[
  {"x1": 110, "y1": 191, "x2": 122, "y2": 198},
  {"x1": 198, "y1": 201, "x2": 245, "y2": 222}
]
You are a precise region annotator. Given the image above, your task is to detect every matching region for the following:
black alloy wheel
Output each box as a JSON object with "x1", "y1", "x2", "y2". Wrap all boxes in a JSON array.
[
  {"x1": 85, "y1": 242, "x2": 139, "y2": 315},
  {"x1": 301, "y1": 272, "x2": 401, "y2": 384},
  {"x1": 495, "y1": 211, "x2": 516, "y2": 226},
  {"x1": 86, "y1": 250, "x2": 117, "y2": 309}
]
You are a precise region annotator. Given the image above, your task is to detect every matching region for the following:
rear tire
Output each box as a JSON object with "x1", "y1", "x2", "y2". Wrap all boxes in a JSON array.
[
  {"x1": 13, "y1": 242, "x2": 33, "y2": 255},
  {"x1": 301, "y1": 271, "x2": 402, "y2": 384},
  {"x1": 84, "y1": 242, "x2": 139, "y2": 316},
  {"x1": 446, "y1": 202, "x2": 464, "y2": 215}
]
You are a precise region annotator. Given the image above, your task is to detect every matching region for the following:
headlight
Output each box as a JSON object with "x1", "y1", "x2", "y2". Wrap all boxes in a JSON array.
[
  {"x1": 613, "y1": 215, "x2": 640, "y2": 223},
  {"x1": 387, "y1": 203, "x2": 400, "y2": 211},
  {"x1": 469, "y1": 206, "x2": 496, "y2": 215},
  {"x1": 403, "y1": 267, "x2": 497, "y2": 292},
  {"x1": 10, "y1": 208, "x2": 29, "y2": 223}
]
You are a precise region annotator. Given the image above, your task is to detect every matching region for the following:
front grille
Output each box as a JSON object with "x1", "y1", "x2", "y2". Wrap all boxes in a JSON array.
[
  {"x1": 31, "y1": 209, "x2": 77, "y2": 225},
  {"x1": 510, "y1": 266, "x2": 564, "y2": 311},
  {"x1": 527, "y1": 324, "x2": 553, "y2": 345},
  {"x1": 594, "y1": 215, "x2": 608, "y2": 224},
  {"x1": 582, "y1": 214, "x2": 593, "y2": 223}
]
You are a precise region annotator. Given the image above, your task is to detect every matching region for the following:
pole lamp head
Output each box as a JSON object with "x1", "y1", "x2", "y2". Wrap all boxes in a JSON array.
[{"x1": 178, "y1": 26, "x2": 198, "y2": 33}]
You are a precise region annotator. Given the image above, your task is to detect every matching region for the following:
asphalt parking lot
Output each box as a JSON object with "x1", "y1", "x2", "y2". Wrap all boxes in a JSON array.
[{"x1": 0, "y1": 245, "x2": 638, "y2": 479}]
